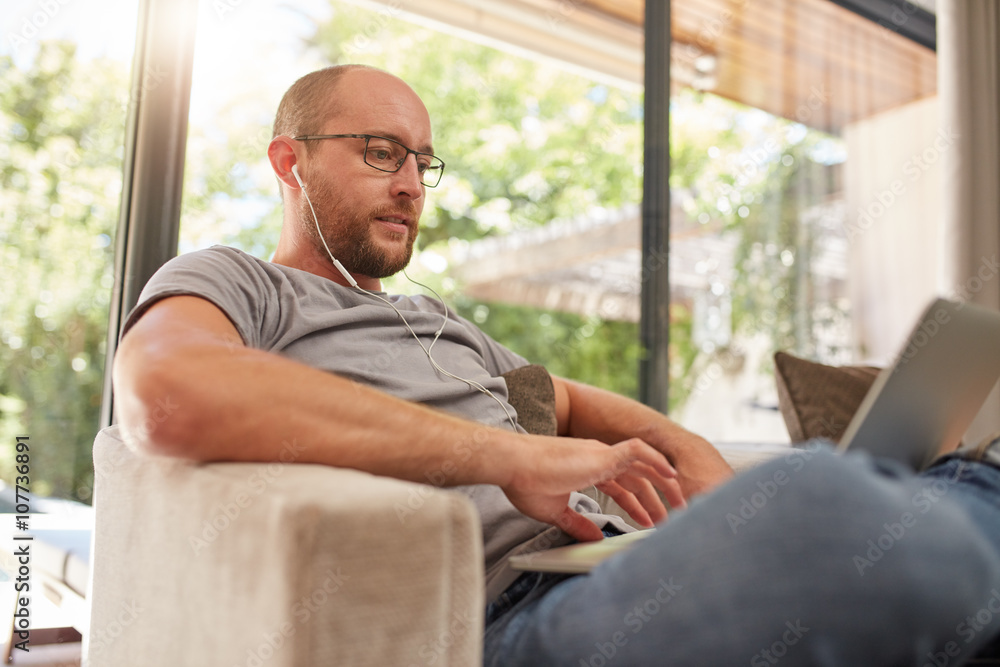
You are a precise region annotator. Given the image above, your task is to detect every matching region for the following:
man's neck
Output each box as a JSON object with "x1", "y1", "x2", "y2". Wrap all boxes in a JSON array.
[{"x1": 272, "y1": 236, "x2": 382, "y2": 292}]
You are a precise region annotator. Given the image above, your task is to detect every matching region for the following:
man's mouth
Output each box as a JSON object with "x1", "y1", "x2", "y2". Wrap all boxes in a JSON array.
[{"x1": 375, "y1": 215, "x2": 412, "y2": 234}]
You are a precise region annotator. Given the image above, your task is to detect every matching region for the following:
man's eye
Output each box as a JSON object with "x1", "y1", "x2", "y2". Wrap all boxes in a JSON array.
[{"x1": 371, "y1": 149, "x2": 392, "y2": 160}]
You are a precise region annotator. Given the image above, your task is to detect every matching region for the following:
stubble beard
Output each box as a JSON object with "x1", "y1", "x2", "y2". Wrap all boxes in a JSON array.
[{"x1": 299, "y1": 178, "x2": 418, "y2": 280}]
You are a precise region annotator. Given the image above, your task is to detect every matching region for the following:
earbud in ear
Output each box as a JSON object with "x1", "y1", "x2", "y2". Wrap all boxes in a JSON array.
[{"x1": 293, "y1": 162, "x2": 359, "y2": 289}]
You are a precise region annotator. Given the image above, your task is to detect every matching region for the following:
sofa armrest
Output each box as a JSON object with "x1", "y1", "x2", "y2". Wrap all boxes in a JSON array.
[{"x1": 87, "y1": 426, "x2": 483, "y2": 667}]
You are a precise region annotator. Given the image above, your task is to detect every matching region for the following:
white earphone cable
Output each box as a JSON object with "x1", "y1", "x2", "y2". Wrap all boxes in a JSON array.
[{"x1": 298, "y1": 175, "x2": 517, "y2": 431}]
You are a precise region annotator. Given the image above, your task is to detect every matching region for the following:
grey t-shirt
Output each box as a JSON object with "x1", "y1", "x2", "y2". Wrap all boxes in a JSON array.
[{"x1": 124, "y1": 245, "x2": 627, "y2": 600}]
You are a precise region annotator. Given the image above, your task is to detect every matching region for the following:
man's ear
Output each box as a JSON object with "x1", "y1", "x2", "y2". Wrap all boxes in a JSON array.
[{"x1": 268, "y1": 136, "x2": 301, "y2": 190}]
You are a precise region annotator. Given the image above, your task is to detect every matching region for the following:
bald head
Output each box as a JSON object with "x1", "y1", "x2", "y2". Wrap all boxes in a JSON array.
[
  {"x1": 272, "y1": 65, "x2": 428, "y2": 150},
  {"x1": 268, "y1": 65, "x2": 434, "y2": 290}
]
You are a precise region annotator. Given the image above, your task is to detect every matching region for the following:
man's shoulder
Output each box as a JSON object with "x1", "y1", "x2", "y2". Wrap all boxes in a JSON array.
[
  {"x1": 158, "y1": 245, "x2": 318, "y2": 287},
  {"x1": 162, "y1": 245, "x2": 267, "y2": 272}
]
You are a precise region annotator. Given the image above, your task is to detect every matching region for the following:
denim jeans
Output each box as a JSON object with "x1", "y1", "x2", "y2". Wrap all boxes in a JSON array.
[{"x1": 483, "y1": 444, "x2": 1000, "y2": 666}]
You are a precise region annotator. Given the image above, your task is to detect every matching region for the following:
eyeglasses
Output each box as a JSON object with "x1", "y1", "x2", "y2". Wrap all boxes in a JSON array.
[{"x1": 293, "y1": 133, "x2": 446, "y2": 187}]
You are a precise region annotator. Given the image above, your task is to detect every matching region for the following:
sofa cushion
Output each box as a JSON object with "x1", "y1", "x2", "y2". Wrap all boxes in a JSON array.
[
  {"x1": 502, "y1": 364, "x2": 558, "y2": 436},
  {"x1": 773, "y1": 351, "x2": 882, "y2": 444}
]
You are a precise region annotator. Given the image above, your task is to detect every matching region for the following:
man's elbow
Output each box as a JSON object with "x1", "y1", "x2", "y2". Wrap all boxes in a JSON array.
[{"x1": 112, "y1": 347, "x2": 207, "y2": 460}]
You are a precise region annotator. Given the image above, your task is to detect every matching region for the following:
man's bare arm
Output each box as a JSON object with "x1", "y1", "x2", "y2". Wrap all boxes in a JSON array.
[
  {"x1": 113, "y1": 295, "x2": 679, "y2": 540},
  {"x1": 552, "y1": 375, "x2": 734, "y2": 502}
]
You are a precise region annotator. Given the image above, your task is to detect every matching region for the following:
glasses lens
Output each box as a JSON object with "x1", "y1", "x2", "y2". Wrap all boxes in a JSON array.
[
  {"x1": 364, "y1": 137, "x2": 405, "y2": 171},
  {"x1": 363, "y1": 136, "x2": 444, "y2": 187},
  {"x1": 421, "y1": 159, "x2": 444, "y2": 187}
]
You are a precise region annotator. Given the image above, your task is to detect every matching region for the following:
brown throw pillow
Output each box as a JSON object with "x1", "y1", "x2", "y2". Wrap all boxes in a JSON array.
[
  {"x1": 773, "y1": 351, "x2": 882, "y2": 444},
  {"x1": 500, "y1": 364, "x2": 558, "y2": 437}
]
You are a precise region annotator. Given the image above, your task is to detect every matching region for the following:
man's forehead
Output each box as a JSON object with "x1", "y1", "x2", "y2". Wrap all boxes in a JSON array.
[
  {"x1": 331, "y1": 70, "x2": 427, "y2": 115},
  {"x1": 320, "y1": 77, "x2": 434, "y2": 152}
]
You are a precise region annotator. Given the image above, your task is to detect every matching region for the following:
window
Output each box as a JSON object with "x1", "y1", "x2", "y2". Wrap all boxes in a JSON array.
[
  {"x1": 1, "y1": 1, "x2": 138, "y2": 502},
  {"x1": 665, "y1": 0, "x2": 937, "y2": 442},
  {"x1": 25, "y1": 0, "x2": 938, "y2": 472}
]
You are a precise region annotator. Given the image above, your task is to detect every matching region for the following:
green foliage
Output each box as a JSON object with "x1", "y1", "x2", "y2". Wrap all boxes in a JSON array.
[
  {"x1": 180, "y1": 2, "x2": 843, "y2": 414},
  {"x1": 453, "y1": 298, "x2": 643, "y2": 400},
  {"x1": 180, "y1": 117, "x2": 282, "y2": 258},
  {"x1": 1, "y1": 42, "x2": 128, "y2": 501},
  {"x1": 3, "y1": 4, "x2": 845, "y2": 502},
  {"x1": 666, "y1": 303, "x2": 699, "y2": 412}
]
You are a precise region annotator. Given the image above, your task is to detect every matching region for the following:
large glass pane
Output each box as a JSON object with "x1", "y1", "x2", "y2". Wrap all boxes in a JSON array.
[
  {"x1": 178, "y1": 0, "x2": 938, "y2": 444},
  {"x1": 668, "y1": 0, "x2": 937, "y2": 442},
  {"x1": 1, "y1": 1, "x2": 139, "y2": 502}
]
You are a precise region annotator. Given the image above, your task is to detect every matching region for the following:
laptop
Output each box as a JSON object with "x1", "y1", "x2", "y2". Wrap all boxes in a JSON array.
[
  {"x1": 836, "y1": 298, "x2": 1000, "y2": 469},
  {"x1": 510, "y1": 297, "x2": 1000, "y2": 574}
]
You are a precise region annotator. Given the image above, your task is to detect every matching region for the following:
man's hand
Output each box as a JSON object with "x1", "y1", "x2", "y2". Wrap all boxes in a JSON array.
[
  {"x1": 658, "y1": 430, "x2": 734, "y2": 498},
  {"x1": 552, "y1": 376, "x2": 734, "y2": 502},
  {"x1": 500, "y1": 436, "x2": 684, "y2": 542}
]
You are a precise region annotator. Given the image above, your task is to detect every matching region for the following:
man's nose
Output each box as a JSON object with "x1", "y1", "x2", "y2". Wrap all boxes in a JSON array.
[{"x1": 392, "y1": 153, "x2": 424, "y2": 198}]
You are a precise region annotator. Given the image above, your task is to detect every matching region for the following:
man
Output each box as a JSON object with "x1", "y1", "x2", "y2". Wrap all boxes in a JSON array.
[{"x1": 115, "y1": 65, "x2": 1000, "y2": 665}]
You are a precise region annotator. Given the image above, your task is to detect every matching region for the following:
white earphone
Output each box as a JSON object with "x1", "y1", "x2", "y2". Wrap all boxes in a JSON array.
[
  {"x1": 292, "y1": 164, "x2": 358, "y2": 287},
  {"x1": 291, "y1": 162, "x2": 517, "y2": 431}
]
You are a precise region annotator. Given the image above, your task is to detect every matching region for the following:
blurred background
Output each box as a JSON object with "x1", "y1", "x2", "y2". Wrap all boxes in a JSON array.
[{"x1": 1, "y1": 0, "x2": 941, "y2": 503}]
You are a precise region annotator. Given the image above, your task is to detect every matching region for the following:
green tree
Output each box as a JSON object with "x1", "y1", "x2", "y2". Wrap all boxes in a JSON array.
[{"x1": 0, "y1": 41, "x2": 128, "y2": 501}]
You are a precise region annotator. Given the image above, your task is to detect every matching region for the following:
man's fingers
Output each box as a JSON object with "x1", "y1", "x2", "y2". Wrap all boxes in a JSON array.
[
  {"x1": 609, "y1": 439, "x2": 677, "y2": 480},
  {"x1": 504, "y1": 436, "x2": 685, "y2": 541},
  {"x1": 503, "y1": 488, "x2": 605, "y2": 541},
  {"x1": 556, "y1": 506, "x2": 605, "y2": 542},
  {"x1": 657, "y1": 478, "x2": 687, "y2": 511},
  {"x1": 609, "y1": 476, "x2": 670, "y2": 524},
  {"x1": 599, "y1": 442, "x2": 688, "y2": 522},
  {"x1": 609, "y1": 450, "x2": 686, "y2": 508},
  {"x1": 628, "y1": 461, "x2": 688, "y2": 511},
  {"x1": 595, "y1": 480, "x2": 655, "y2": 527},
  {"x1": 593, "y1": 473, "x2": 684, "y2": 528}
]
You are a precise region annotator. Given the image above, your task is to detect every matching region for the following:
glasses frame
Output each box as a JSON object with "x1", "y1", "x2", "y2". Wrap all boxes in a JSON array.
[{"x1": 293, "y1": 133, "x2": 445, "y2": 187}]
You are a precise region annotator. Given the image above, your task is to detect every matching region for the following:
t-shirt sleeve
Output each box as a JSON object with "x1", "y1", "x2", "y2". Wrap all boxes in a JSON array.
[{"x1": 121, "y1": 246, "x2": 276, "y2": 348}]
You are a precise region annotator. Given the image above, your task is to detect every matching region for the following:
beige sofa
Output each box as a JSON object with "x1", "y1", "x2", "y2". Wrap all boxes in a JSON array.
[
  {"x1": 85, "y1": 421, "x2": 783, "y2": 667},
  {"x1": 86, "y1": 424, "x2": 487, "y2": 666}
]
